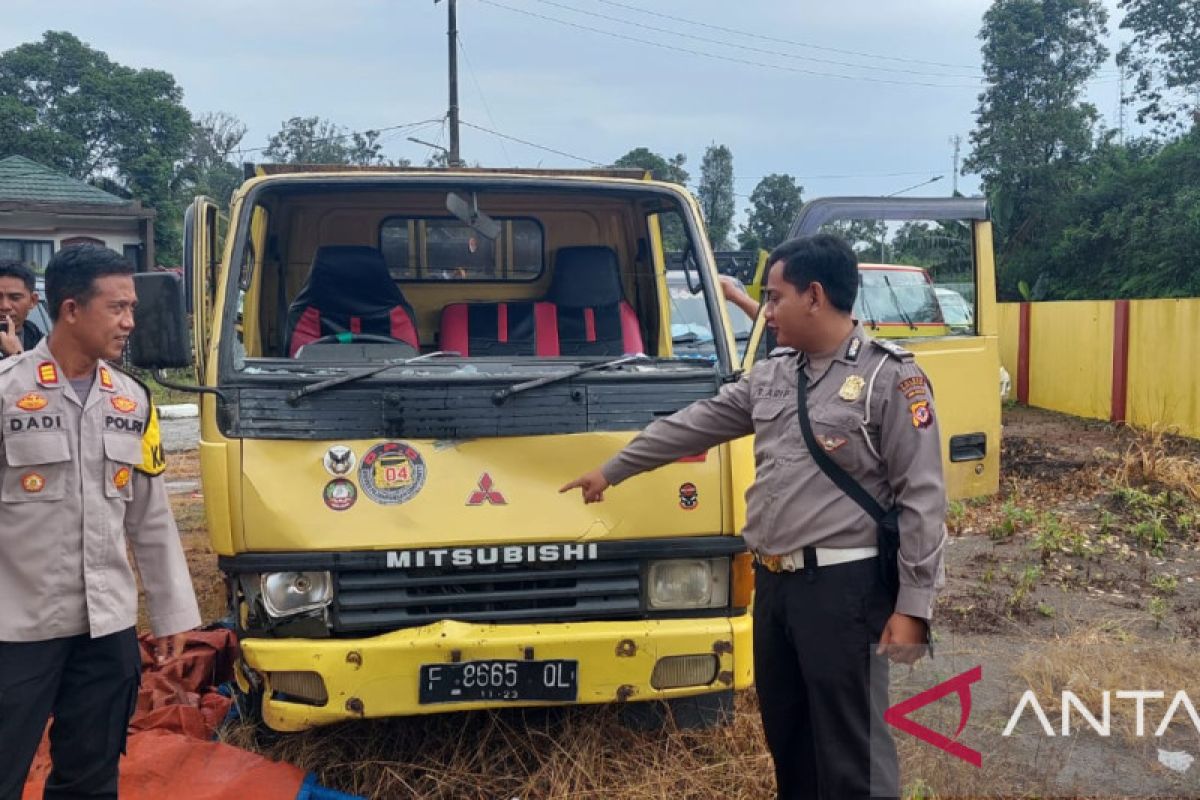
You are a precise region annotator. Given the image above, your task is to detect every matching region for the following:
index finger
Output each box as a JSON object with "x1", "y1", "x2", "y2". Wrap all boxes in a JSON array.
[{"x1": 558, "y1": 478, "x2": 584, "y2": 494}]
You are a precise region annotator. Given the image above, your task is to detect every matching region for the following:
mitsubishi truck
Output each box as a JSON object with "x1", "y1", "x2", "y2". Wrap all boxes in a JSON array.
[{"x1": 128, "y1": 169, "x2": 999, "y2": 732}]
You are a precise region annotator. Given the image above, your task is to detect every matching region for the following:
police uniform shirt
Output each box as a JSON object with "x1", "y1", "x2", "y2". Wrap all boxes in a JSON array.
[
  {"x1": 0, "y1": 338, "x2": 201, "y2": 641},
  {"x1": 602, "y1": 322, "x2": 947, "y2": 620}
]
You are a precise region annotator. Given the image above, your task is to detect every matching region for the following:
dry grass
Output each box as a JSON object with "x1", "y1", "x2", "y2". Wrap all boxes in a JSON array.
[
  {"x1": 1012, "y1": 623, "x2": 1200, "y2": 744},
  {"x1": 1112, "y1": 424, "x2": 1200, "y2": 502},
  {"x1": 223, "y1": 693, "x2": 776, "y2": 800}
]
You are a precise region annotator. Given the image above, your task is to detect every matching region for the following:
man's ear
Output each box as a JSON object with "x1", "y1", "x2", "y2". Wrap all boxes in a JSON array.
[
  {"x1": 59, "y1": 298, "x2": 78, "y2": 323},
  {"x1": 808, "y1": 281, "x2": 828, "y2": 311}
]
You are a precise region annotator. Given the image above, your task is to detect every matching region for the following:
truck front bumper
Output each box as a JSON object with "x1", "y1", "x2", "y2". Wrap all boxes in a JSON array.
[{"x1": 240, "y1": 615, "x2": 752, "y2": 732}]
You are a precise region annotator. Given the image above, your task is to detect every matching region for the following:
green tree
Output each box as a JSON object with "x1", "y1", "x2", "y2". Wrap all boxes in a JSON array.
[
  {"x1": 697, "y1": 144, "x2": 735, "y2": 249},
  {"x1": 1117, "y1": 0, "x2": 1200, "y2": 134},
  {"x1": 176, "y1": 111, "x2": 246, "y2": 209},
  {"x1": 613, "y1": 147, "x2": 690, "y2": 250},
  {"x1": 263, "y1": 116, "x2": 407, "y2": 166},
  {"x1": 0, "y1": 31, "x2": 193, "y2": 260},
  {"x1": 964, "y1": 0, "x2": 1108, "y2": 295},
  {"x1": 737, "y1": 173, "x2": 803, "y2": 252},
  {"x1": 612, "y1": 147, "x2": 689, "y2": 184}
]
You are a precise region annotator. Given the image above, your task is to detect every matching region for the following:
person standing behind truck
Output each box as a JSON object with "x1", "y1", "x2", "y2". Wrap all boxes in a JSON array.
[
  {"x1": 0, "y1": 260, "x2": 45, "y2": 358},
  {"x1": 562, "y1": 234, "x2": 946, "y2": 800},
  {"x1": 0, "y1": 245, "x2": 201, "y2": 800}
]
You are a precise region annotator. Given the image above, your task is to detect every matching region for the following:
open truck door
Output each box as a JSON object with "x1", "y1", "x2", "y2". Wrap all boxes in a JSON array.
[
  {"x1": 183, "y1": 196, "x2": 220, "y2": 379},
  {"x1": 742, "y1": 197, "x2": 1000, "y2": 499}
]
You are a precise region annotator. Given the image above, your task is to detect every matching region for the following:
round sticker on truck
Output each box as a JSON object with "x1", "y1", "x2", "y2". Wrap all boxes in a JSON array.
[{"x1": 359, "y1": 442, "x2": 427, "y2": 505}]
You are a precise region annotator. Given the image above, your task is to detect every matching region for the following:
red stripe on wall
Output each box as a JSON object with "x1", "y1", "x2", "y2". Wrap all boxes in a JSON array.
[
  {"x1": 1017, "y1": 302, "x2": 1031, "y2": 405},
  {"x1": 1111, "y1": 300, "x2": 1131, "y2": 424},
  {"x1": 498, "y1": 303, "x2": 509, "y2": 343},
  {"x1": 349, "y1": 316, "x2": 362, "y2": 334}
]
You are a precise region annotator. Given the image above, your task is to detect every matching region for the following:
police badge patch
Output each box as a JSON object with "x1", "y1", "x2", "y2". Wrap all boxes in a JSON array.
[{"x1": 839, "y1": 375, "x2": 865, "y2": 401}]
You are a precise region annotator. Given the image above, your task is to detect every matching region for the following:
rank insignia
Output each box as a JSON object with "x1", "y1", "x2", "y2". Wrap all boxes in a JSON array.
[
  {"x1": 98, "y1": 367, "x2": 114, "y2": 392},
  {"x1": 910, "y1": 400, "x2": 934, "y2": 429},
  {"x1": 36, "y1": 362, "x2": 59, "y2": 386},
  {"x1": 111, "y1": 396, "x2": 138, "y2": 414},
  {"x1": 846, "y1": 337, "x2": 862, "y2": 362},
  {"x1": 16, "y1": 392, "x2": 48, "y2": 412},
  {"x1": 839, "y1": 375, "x2": 866, "y2": 402},
  {"x1": 21, "y1": 472, "x2": 45, "y2": 493},
  {"x1": 113, "y1": 467, "x2": 131, "y2": 489}
]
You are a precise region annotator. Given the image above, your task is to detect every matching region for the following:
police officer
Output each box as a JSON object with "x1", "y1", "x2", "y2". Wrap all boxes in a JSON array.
[
  {"x1": 0, "y1": 260, "x2": 44, "y2": 358},
  {"x1": 0, "y1": 245, "x2": 201, "y2": 799},
  {"x1": 562, "y1": 234, "x2": 946, "y2": 800}
]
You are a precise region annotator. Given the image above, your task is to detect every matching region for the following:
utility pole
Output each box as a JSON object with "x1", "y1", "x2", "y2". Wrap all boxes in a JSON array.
[
  {"x1": 436, "y1": 0, "x2": 463, "y2": 166},
  {"x1": 949, "y1": 134, "x2": 962, "y2": 195},
  {"x1": 1118, "y1": 65, "x2": 1127, "y2": 146}
]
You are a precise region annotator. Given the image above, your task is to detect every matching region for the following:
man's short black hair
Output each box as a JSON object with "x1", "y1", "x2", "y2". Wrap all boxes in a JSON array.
[
  {"x1": 0, "y1": 259, "x2": 36, "y2": 293},
  {"x1": 44, "y1": 245, "x2": 134, "y2": 321},
  {"x1": 767, "y1": 234, "x2": 859, "y2": 313}
]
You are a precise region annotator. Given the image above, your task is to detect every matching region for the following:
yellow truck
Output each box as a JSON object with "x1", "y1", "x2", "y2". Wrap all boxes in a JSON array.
[{"x1": 128, "y1": 170, "x2": 999, "y2": 732}]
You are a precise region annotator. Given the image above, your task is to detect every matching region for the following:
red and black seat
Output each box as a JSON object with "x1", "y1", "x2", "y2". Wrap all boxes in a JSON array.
[
  {"x1": 545, "y1": 246, "x2": 642, "y2": 356},
  {"x1": 437, "y1": 246, "x2": 643, "y2": 357},
  {"x1": 285, "y1": 246, "x2": 420, "y2": 357}
]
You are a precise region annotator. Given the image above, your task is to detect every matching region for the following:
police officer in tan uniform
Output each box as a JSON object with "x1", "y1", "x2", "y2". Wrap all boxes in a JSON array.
[
  {"x1": 563, "y1": 234, "x2": 946, "y2": 800},
  {"x1": 0, "y1": 245, "x2": 201, "y2": 800}
]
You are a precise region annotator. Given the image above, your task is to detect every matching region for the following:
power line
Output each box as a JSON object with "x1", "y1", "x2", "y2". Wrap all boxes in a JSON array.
[
  {"x1": 532, "y1": 0, "x2": 983, "y2": 80},
  {"x1": 235, "y1": 118, "x2": 443, "y2": 158},
  {"x1": 593, "y1": 0, "x2": 983, "y2": 71},
  {"x1": 476, "y1": 0, "x2": 982, "y2": 89},
  {"x1": 459, "y1": 119, "x2": 605, "y2": 165},
  {"x1": 732, "y1": 170, "x2": 946, "y2": 181},
  {"x1": 457, "y1": 32, "x2": 512, "y2": 165}
]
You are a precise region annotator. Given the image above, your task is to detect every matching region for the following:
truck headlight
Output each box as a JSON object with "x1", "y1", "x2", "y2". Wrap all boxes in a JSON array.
[
  {"x1": 260, "y1": 571, "x2": 333, "y2": 618},
  {"x1": 646, "y1": 558, "x2": 730, "y2": 610}
]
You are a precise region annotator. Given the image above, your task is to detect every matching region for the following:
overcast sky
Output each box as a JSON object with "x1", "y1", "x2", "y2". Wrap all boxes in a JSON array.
[{"x1": 2, "y1": 0, "x2": 1131, "y2": 221}]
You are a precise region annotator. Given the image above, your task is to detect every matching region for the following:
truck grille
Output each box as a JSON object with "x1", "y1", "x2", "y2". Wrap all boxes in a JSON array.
[{"x1": 330, "y1": 559, "x2": 642, "y2": 634}]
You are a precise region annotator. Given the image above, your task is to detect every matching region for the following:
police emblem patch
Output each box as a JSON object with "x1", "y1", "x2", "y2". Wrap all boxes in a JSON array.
[
  {"x1": 111, "y1": 396, "x2": 138, "y2": 414},
  {"x1": 20, "y1": 472, "x2": 45, "y2": 493},
  {"x1": 679, "y1": 482, "x2": 699, "y2": 510},
  {"x1": 910, "y1": 400, "x2": 934, "y2": 429},
  {"x1": 98, "y1": 367, "x2": 114, "y2": 392},
  {"x1": 817, "y1": 434, "x2": 848, "y2": 452},
  {"x1": 359, "y1": 442, "x2": 427, "y2": 505},
  {"x1": 323, "y1": 445, "x2": 356, "y2": 476},
  {"x1": 323, "y1": 478, "x2": 358, "y2": 511},
  {"x1": 839, "y1": 375, "x2": 866, "y2": 401},
  {"x1": 16, "y1": 392, "x2": 48, "y2": 412},
  {"x1": 113, "y1": 467, "x2": 131, "y2": 489}
]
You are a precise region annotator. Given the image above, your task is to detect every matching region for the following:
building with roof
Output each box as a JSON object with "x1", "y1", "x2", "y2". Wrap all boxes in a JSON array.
[{"x1": 0, "y1": 155, "x2": 155, "y2": 272}]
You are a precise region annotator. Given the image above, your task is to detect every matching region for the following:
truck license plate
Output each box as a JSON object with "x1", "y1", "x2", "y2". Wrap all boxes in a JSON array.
[{"x1": 419, "y1": 659, "x2": 578, "y2": 704}]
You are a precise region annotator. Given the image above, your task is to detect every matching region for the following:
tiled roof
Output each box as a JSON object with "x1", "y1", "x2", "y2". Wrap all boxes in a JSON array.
[{"x1": 0, "y1": 155, "x2": 132, "y2": 206}]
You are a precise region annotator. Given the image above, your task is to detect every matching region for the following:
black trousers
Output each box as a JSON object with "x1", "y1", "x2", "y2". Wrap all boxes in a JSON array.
[
  {"x1": 753, "y1": 557, "x2": 899, "y2": 800},
  {"x1": 0, "y1": 628, "x2": 141, "y2": 800}
]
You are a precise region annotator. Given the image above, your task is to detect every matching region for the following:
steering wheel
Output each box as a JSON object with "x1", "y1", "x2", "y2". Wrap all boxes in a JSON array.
[
  {"x1": 300, "y1": 332, "x2": 420, "y2": 359},
  {"x1": 309, "y1": 332, "x2": 408, "y2": 346}
]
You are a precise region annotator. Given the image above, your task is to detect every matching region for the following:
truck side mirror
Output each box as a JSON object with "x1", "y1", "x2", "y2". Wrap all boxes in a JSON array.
[{"x1": 130, "y1": 272, "x2": 192, "y2": 369}]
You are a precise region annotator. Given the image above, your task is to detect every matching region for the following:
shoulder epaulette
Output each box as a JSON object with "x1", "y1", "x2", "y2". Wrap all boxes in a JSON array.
[
  {"x1": 107, "y1": 362, "x2": 155, "y2": 402},
  {"x1": 870, "y1": 338, "x2": 914, "y2": 361}
]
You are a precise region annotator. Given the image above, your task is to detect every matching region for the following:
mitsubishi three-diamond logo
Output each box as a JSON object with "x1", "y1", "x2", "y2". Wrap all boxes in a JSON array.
[{"x1": 467, "y1": 473, "x2": 507, "y2": 506}]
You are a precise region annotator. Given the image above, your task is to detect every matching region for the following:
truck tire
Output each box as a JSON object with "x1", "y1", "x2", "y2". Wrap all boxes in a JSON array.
[{"x1": 618, "y1": 689, "x2": 734, "y2": 731}]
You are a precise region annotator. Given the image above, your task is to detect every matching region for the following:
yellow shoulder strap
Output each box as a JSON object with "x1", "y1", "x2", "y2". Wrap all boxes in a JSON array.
[{"x1": 137, "y1": 402, "x2": 167, "y2": 476}]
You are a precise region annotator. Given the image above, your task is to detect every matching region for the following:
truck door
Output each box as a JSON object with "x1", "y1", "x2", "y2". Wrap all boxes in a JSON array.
[
  {"x1": 183, "y1": 197, "x2": 220, "y2": 379},
  {"x1": 743, "y1": 197, "x2": 1000, "y2": 499}
]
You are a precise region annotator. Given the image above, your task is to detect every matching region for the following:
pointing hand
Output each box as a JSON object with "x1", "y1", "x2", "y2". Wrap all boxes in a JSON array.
[{"x1": 559, "y1": 469, "x2": 610, "y2": 504}]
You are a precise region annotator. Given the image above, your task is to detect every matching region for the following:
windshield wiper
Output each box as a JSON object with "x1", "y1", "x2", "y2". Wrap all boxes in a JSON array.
[
  {"x1": 858, "y1": 286, "x2": 880, "y2": 331},
  {"x1": 492, "y1": 354, "x2": 649, "y2": 406},
  {"x1": 882, "y1": 275, "x2": 917, "y2": 331},
  {"x1": 287, "y1": 351, "x2": 461, "y2": 404}
]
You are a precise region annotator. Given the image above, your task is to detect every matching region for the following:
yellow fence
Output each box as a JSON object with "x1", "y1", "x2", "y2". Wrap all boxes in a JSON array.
[{"x1": 998, "y1": 299, "x2": 1200, "y2": 439}]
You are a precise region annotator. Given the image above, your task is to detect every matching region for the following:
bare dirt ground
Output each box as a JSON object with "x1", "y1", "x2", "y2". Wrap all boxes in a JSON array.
[{"x1": 155, "y1": 407, "x2": 1200, "y2": 799}]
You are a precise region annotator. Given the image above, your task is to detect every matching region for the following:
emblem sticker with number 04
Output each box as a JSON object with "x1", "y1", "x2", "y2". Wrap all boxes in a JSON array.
[{"x1": 359, "y1": 442, "x2": 427, "y2": 505}]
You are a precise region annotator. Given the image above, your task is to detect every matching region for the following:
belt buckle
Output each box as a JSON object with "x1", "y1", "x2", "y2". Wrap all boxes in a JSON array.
[{"x1": 759, "y1": 554, "x2": 784, "y2": 573}]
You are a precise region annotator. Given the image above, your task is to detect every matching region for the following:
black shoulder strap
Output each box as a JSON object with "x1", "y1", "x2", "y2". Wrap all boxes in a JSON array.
[{"x1": 795, "y1": 364, "x2": 887, "y2": 522}]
